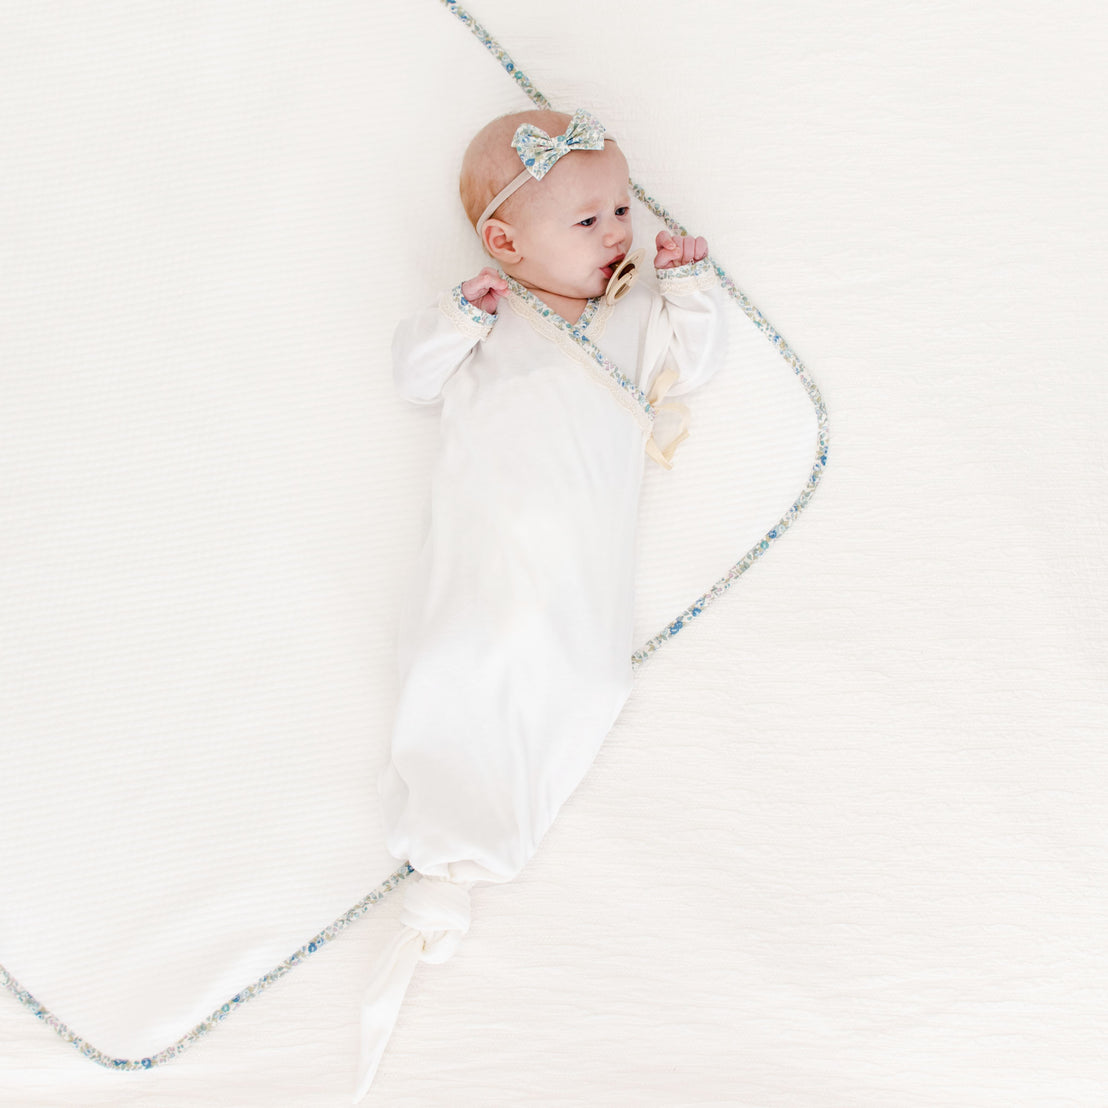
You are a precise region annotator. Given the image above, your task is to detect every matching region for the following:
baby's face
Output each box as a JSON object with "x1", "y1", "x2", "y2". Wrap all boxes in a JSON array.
[{"x1": 505, "y1": 142, "x2": 633, "y2": 303}]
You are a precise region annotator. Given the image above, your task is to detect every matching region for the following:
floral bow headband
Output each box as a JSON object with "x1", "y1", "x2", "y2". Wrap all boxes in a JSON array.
[{"x1": 475, "y1": 108, "x2": 616, "y2": 236}]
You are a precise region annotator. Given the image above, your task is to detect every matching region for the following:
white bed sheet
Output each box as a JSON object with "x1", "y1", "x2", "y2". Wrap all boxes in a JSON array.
[{"x1": 1, "y1": 1, "x2": 1105, "y2": 1105}]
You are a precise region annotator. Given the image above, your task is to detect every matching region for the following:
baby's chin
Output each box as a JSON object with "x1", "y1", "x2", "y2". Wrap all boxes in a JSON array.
[{"x1": 579, "y1": 270, "x2": 613, "y2": 299}]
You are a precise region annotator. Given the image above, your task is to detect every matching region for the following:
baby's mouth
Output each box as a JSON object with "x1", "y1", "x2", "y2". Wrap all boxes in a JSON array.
[{"x1": 600, "y1": 253, "x2": 626, "y2": 279}]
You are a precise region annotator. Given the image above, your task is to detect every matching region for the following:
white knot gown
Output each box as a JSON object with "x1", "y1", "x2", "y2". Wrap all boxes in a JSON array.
[{"x1": 355, "y1": 259, "x2": 729, "y2": 1101}]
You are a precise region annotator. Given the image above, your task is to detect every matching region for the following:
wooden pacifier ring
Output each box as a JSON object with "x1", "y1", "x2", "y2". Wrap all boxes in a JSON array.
[{"x1": 603, "y1": 248, "x2": 646, "y2": 305}]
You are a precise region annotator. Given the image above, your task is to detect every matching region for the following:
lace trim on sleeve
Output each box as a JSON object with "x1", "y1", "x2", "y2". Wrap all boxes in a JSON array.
[
  {"x1": 438, "y1": 284, "x2": 500, "y2": 340},
  {"x1": 655, "y1": 257, "x2": 720, "y2": 296}
]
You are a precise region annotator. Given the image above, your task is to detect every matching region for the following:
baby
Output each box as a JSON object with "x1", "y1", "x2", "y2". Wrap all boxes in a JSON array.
[
  {"x1": 355, "y1": 109, "x2": 730, "y2": 1101},
  {"x1": 457, "y1": 110, "x2": 709, "y2": 328}
]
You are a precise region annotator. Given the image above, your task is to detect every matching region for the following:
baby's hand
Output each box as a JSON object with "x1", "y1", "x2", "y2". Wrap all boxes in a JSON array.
[
  {"x1": 654, "y1": 231, "x2": 708, "y2": 269},
  {"x1": 460, "y1": 267, "x2": 509, "y2": 314}
]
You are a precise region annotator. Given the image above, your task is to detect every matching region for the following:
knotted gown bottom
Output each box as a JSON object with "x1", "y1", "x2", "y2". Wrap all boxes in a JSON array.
[{"x1": 354, "y1": 355, "x2": 644, "y2": 1100}]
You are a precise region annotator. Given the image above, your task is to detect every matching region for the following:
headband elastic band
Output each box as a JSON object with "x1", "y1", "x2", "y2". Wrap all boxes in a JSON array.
[{"x1": 474, "y1": 109, "x2": 616, "y2": 237}]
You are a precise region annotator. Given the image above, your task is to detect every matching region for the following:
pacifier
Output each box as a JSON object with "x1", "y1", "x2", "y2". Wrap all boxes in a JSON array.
[{"x1": 603, "y1": 248, "x2": 645, "y2": 305}]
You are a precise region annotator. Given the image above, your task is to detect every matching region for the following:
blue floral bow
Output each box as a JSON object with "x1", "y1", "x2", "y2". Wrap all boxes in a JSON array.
[{"x1": 510, "y1": 109, "x2": 607, "y2": 181}]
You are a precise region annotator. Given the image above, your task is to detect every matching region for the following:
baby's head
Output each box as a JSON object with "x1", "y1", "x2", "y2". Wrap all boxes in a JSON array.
[{"x1": 460, "y1": 109, "x2": 633, "y2": 304}]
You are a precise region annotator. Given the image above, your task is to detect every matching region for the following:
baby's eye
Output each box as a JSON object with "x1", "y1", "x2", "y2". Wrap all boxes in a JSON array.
[
  {"x1": 616, "y1": 206, "x2": 629, "y2": 216},
  {"x1": 578, "y1": 216, "x2": 597, "y2": 227}
]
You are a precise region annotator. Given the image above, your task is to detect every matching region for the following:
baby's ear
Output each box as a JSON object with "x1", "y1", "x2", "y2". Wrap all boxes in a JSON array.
[{"x1": 482, "y1": 220, "x2": 520, "y2": 263}]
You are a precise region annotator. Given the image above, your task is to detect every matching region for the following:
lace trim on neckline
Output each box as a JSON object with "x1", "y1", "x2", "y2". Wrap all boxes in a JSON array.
[{"x1": 504, "y1": 278, "x2": 652, "y2": 435}]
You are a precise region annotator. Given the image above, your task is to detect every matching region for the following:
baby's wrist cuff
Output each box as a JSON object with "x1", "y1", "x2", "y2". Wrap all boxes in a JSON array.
[
  {"x1": 441, "y1": 284, "x2": 499, "y2": 339},
  {"x1": 655, "y1": 257, "x2": 719, "y2": 295}
]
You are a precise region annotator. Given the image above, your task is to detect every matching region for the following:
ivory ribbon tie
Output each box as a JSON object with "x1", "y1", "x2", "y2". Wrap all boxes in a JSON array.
[
  {"x1": 353, "y1": 875, "x2": 473, "y2": 1103},
  {"x1": 644, "y1": 364, "x2": 691, "y2": 470}
]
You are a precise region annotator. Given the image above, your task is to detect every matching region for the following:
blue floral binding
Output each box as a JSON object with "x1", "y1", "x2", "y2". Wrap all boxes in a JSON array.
[{"x1": 447, "y1": 282, "x2": 500, "y2": 333}]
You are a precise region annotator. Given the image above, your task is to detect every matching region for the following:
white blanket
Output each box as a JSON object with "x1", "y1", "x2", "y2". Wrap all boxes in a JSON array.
[{"x1": 1, "y1": 2, "x2": 1104, "y2": 1105}]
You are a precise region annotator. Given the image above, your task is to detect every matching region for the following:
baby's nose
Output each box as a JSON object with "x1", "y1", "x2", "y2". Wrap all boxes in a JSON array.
[{"x1": 602, "y1": 219, "x2": 623, "y2": 245}]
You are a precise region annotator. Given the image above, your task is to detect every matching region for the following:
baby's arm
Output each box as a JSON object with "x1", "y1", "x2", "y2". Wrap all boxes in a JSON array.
[
  {"x1": 392, "y1": 272, "x2": 505, "y2": 404},
  {"x1": 644, "y1": 230, "x2": 729, "y2": 397}
]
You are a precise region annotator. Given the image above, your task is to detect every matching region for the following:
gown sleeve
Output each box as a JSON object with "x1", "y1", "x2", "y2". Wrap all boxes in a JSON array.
[
  {"x1": 643, "y1": 257, "x2": 731, "y2": 398},
  {"x1": 392, "y1": 283, "x2": 500, "y2": 404}
]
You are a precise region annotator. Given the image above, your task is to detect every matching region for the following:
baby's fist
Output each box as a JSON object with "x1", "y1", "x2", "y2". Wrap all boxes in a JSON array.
[
  {"x1": 654, "y1": 231, "x2": 708, "y2": 270},
  {"x1": 460, "y1": 267, "x2": 509, "y2": 314}
]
